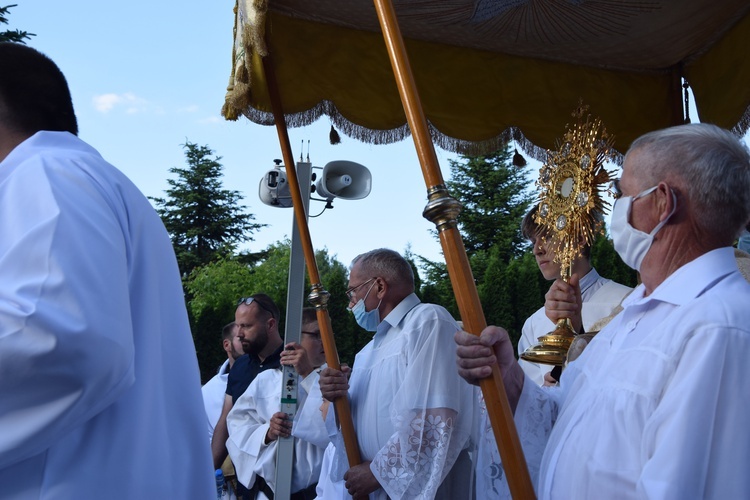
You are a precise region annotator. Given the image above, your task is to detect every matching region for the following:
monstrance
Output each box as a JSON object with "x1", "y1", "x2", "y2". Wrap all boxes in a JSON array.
[{"x1": 520, "y1": 105, "x2": 615, "y2": 367}]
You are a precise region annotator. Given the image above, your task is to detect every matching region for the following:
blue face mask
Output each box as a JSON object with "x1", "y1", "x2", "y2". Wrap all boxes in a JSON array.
[{"x1": 349, "y1": 281, "x2": 381, "y2": 331}]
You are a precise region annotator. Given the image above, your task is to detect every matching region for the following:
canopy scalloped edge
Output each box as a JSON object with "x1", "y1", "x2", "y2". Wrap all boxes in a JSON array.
[{"x1": 231, "y1": 96, "x2": 626, "y2": 166}]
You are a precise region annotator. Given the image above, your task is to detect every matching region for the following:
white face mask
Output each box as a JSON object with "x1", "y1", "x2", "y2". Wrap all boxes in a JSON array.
[{"x1": 610, "y1": 185, "x2": 676, "y2": 271}]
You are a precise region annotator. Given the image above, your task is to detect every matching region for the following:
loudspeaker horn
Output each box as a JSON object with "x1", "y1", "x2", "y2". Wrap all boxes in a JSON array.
[{"x1": 314, "y1": 161, "x2": 371, "y2": 200}]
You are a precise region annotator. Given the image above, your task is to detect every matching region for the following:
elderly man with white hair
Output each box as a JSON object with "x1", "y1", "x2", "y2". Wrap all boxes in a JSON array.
[{"x1": 456, "y1": 123, "x2": 750, "y2": 499}]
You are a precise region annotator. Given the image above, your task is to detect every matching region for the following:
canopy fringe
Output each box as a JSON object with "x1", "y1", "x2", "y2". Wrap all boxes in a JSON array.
[
  {"x1": 222, "y1": 0, "x2": 268, "y2": 122},
  {"x1": 732, "y1": 103, "x2": 750, "y2": 139},
  {"x1": 237, "y1": 98, "x2": 626, "y2": 164}
]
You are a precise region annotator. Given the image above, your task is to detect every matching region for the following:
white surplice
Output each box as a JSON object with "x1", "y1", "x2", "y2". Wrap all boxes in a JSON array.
[
  {"x1": 518, "y1": 268, "x2": 632, "y2": 385},
  {"x1": 226, "y1": 367, "x2": 326, "y2": 494},
  {"x1": 321, "y1": 293, "x2": 475, "y2": 500},
  {"x1": 0, "y1": 132, "x2": 214, "y2": 498},
  {"x1": 202, "y1": 359, "x2": 231, "y2": 442}
]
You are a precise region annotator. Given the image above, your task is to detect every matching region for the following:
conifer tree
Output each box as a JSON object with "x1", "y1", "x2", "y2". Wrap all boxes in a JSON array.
[
  {"x1": 446, "y1": 145, "x2": 534, "y2": 261},
  {"x1": 151, "y1": 141, "x2": 265, "y2": 275},
  {"x1": 0, "y1": 5, "x2": 34, "y2": 43}
]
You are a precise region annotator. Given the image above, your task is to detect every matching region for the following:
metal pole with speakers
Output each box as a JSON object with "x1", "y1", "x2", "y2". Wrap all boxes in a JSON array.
[{"x1": 259, "y1": 156, "x2": 371, "y2": 497}]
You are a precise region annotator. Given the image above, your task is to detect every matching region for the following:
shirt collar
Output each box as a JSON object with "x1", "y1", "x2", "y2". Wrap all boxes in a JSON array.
[
  {"x1": 578, "y1": 267, "x2": 601, "y2": 294},
  {"x1": 382, "y1": 292, "x2": 421, "y2": 330},
  {"x1": 626, "y1": 247, "x2": 737, "y2": 308}
]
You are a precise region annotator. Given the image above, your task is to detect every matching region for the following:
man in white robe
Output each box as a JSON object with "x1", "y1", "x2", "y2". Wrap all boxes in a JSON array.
[
  {"x1": 203, "y1": 321, "x2": 244, "y2": 442},
  {"x1": 0, "y1": 43, "x2": 214, "y2": 498},
  {"x1": 319, "y1": 248, "x2": 475, "y2": 500},
  {"x1": 227, "y1": 308, "x2": 327, "y2": 499},
  {"x1": 517, "y1": 206, "x2": 632, "y2": 385},
  {"x1": 456, "y1": 123, "x2": 750, "y2": 499}
]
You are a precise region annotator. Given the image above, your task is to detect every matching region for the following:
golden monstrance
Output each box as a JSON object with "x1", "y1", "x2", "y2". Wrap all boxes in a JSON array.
[{"x1": 520, "y1": 106, "x2": 615, "y2": 367}]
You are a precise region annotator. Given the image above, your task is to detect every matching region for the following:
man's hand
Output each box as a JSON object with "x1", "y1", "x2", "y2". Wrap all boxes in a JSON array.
[
  {"x1": 265, "y1": 411, "x2": 292, "y2": 444},
  {"x1": 211, "y1": 395, "x2": 233, "y2": 469},
  {"x1": 543, "y1": 371, "x2": 559, "y2": 387},
  {"x1": 455, "y1": 326, "x2": 525, "y2": 411},
  {"x1": 281, "y1": 342, "x2": 313, "y2": 378},
  {"x1": 545, "y1": 273, "x2": 583, "y2": 334},
  {"x1": 344, "y1": 462, "x2": 380, "y2": 499},
  {"x1": 319, "y1": 365, "x2": 351, "y2": 402}
]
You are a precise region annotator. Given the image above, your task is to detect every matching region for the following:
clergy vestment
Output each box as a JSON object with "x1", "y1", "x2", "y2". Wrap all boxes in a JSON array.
[
  {"x1": 227, "y1": 367, "x2": 326, "y2": 496},
  {"x1": 518, "y1": 268, "x2": 631, "y2": 385},
  {"x1": 0, "y1": 132, "x2": 214, "y2": 498},
  {"x1": 202, "y1": 359, "x2": 231, "y2": 442},
  {"x1": 478, "y1": 247, "x2": 750, "y2": 499},
  {"x1": 320, "y1": 293, "x2": 475, "y2": 500}
]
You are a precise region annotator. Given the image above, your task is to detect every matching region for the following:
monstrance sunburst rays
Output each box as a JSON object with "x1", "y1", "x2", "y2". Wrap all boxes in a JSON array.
[{"x1": 520, "y1": 104, "x2": 615, "y2": 366}]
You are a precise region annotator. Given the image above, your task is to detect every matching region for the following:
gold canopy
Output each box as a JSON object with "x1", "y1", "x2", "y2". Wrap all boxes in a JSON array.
[{"x1": 224, "y1": 0, "x2": 750, "y2": 158}]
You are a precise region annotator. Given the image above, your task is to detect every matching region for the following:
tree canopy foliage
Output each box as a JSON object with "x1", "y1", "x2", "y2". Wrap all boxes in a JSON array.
[
  {"x1": 150, "y1": 141, "x2": 265, "y2": 276},
  {"x1": 185, "y1": 242, "x2": 365, "y2": 382},
  {"x1": 0, "y1": 5, "x2": 34, "y2": 43},
  {"x1": 446, "y1": 146, "x2": 534, "y2": 261}
]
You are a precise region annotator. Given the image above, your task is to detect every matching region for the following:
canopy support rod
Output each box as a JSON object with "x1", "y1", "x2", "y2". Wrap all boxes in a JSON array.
[
  {"x1": 262, "y1": 54, "x2": 362, "y2": 468},
  {"x1": 371, "y1": 0, "x2": 536, "y2": 497}
]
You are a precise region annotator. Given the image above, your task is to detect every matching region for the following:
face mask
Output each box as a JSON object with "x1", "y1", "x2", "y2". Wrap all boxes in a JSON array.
[
  {"x1": 610, "y1": 186, "x2": 676, "y2": 271},
  {"x1": 349, "y1": 281, "x2": 381, "y2": 331}
]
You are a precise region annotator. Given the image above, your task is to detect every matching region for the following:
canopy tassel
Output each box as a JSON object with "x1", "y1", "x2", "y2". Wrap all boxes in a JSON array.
[{"x1": 329, "y1": 124, "x2": 341, "y2": 145}]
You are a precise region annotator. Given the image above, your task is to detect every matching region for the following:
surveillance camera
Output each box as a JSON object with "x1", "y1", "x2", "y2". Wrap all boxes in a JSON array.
[{"x1": 259, "y1": 167, "x2": 293, "y2": 208}]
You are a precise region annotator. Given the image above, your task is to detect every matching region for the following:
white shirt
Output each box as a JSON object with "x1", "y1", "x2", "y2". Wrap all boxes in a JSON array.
[
  {"x1": 738, "y1": 228, "x2": 750, "y2": 254},
  {"x1": 518, "y1": 268, "x2": 632, "y2": 385},
  {"x1": 483, "y1": 247, "x2": 750, "y2": 499},
  {"x1": 321, "y1": 294, "x2": 475, "y2": 500},
  {"x1": 0, "y1": 132, "x2": 214, "y2": 498},
  {"x1": 226, "y1": 367, "x2": 326, "y2": 494},
  {"x1": 202, "y1": 359, "x2": 231, "y2": 442}
]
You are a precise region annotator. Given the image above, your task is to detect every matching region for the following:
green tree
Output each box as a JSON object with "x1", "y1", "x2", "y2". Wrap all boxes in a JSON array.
[
  {"x1": 477, "y1": 249, "x2": 548, "y2": 351},
  {"x1": 417, "y1": 146, "x2": 535, "y2": 333},
  {"x1": 185, "y1": 257, "x2": 256, "y2": 381},
  {"x1": 417, "y1": 257, "x2": 459, "y2": 318},
  {"x1": 248, "y1": 242, "x2": 364, "y2": 366},
  {"x1": 184, "y1": 240, "x2": 359, "y2": 382},
  {"x1": 1, "y1": 4, "x2": 34, "y2": 43},
  {"x1": 590, "y1": 232, "x2": 639, "y2": 288},
  {"x1": 151, "y1": 141, "x2": 265, "y2": 276},
  {"x1": 446, "y1": 146, "x2": 535, "y2": 261}
]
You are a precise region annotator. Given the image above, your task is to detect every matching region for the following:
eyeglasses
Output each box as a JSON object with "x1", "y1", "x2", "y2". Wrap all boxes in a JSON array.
[
  {"x1": 608, "y1": 178, "x2": 622, "y2": 199},
  {"x1": 345, "y1": 277, "x2": 376, "y2": 302},
  {"x1": 301, "y1": 330, "x2": 322, "y2": 342},
  {"x1": 236, "y1": 296, "x2": 274, "y2": 317},
  {"x1": 608, "y1": 178, "x2": 659, "y2": 203}
]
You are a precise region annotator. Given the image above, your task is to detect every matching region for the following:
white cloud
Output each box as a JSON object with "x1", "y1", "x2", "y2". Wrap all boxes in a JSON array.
[
  {"x1": 92, "y1": 93, "x2": 121, "y2": 112},
  {"x1": 178, "y1": 104, "x2": 200, "y2": 113},
  {"x1": 92, "y1": 92, "x2": 149, "y2": 114}
]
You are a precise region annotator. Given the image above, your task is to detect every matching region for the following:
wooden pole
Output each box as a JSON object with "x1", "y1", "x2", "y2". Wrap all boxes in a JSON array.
[
  {"x1": 372, "y1": 0, "x2": 536, "y2": 497},
  {"x1": 262, "y1": 54, "x2": 362, "y2": 468}
]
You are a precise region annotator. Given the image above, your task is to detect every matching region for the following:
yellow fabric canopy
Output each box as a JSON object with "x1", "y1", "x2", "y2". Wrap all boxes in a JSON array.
[{"x1": 223, "y1": 0, "x2": 750, "y2": 158}]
